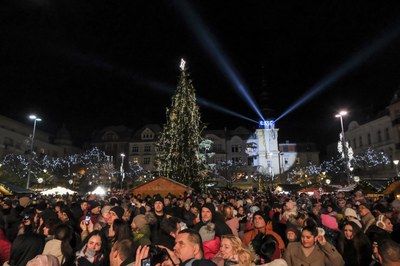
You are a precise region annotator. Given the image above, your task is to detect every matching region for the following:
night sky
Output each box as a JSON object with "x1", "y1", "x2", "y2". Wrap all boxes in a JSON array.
[{"x1": 2, "y1": 1, "x2": 400, "y2": 152}]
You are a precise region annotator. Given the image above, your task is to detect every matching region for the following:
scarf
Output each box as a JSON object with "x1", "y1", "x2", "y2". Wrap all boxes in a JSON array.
[{"x1": 75, "y1": 244, "x2": 104, "y2": 264}]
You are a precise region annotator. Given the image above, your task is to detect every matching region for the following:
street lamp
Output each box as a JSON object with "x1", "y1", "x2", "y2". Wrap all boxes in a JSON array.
[
  {"x1": 26, "y1": 115, "x2": 42, "y2": 190},
  {"x1": 335, "y1": 110, "x2": 350, "y2": 185},
  {"x1": 120, "y1": 153, "x2": 125, "y2": 190},
  {"x1": 393, "y1": 160, "x2": 399, "y2": 176}
]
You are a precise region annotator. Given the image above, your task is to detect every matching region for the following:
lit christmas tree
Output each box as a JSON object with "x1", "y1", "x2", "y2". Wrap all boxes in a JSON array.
[{"x1": 155, "y1": 59, "x2": 205, "y2": 185}]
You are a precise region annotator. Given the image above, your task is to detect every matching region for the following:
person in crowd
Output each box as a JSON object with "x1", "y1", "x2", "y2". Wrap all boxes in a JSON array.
[
  {"x1": 221, "y1": 204, "x2": 239, "y2": 237},
  {"x1": 71, "y1": 199, "x2": 88, "y2": 225},
  {"x1": 149, "y1": 194, "x2": 165, "y2": 244},
  {"x1": 366, "y1": 214, "x2": 394, "y2": 245},
  {"x1": 182, "y1": 202, "x2": 196, "y2": 228},
  {"x1": 57, "y1": 204, "x2": 79, "y2": 233},
  {"x1": 337, "y1": 221, "x2": 372, "y2": 266},
  {"x1": 27, "y1": 254, "x2": 60, "y2": 266},
  {"x1": 0, "y1": 224, "x2": 11, "y2": 266},
  {"x1": 4, "y1": 233, "x2": 45, "y2": 266},
  {"x1": 17, "y1": 209, "x2": 36, "y2": 236},
  {"x1": 236, "y1": 205, "x2": 248, "y2": 239},
  {"x1": 109, "y1": 239, "x2": 135, "y2": 266},
  {"x1": 242, "y1": 210, "x2": 285, "y2": 259},
  {"x1": 1, "y1": 198, "x2": 20, "y2": 242},
  {"x1": 94, "y1": 205, "x2": 112, "y2": 231},
  {"x1": 136, "y1": 228, "x2": 217, "y2": 266},
  {"x1": 98, "y1": 205, "x2": 125, "y2": 242},
  {"x1": 75, "y1": 230, "x2": 108, "y2": 266},
  {"x1": 283, "y1": 225, "x2": 345, "y2": 266},
  {"x1": 108, "y1": 219, "x2": 132, "y2": 247},
  {"x1": 358, "y1": 203, "x2": 375, "y2": 233},
  {"x1": 251, "y1": 234, "x2": 288, "y2": 266},
  {"x1": 212, "y1": 235, "x2": 255, "y2": 266},
  {"x1": 285, "y1": 226, "x2": 300, "y2": 245},
  {"x1": 378, "y1": 239, "x2": 400, "y2": 266},
  {"x1": 82, "y1": 201, "x2": 102, "y2": 227},
  {"x1": 131, "y1": 214, "x2": 151, "y2": 254},
  {"x1": 193, "y1": 203, "x2": 232, "y2": 259},
  {"x1": 156, "y1": 216, "x2": 184, "y2": 250},
  {"x1": 42, "y1": 224, "x2": 75, "y2": 265},
  {"x1": 340, "y1": 207, "x2": 362, "y2": 229}
]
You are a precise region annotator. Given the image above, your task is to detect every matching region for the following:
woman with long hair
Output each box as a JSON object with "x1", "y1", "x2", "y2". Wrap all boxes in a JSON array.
[
  {"x1": 283, "y1": 225, "x2": 344, "y2": 266},
  {"x1": 42, "y1": 224, "x2": 75, "y2": 266},
  {"x1": 75, "y1": 230, "x2": 108, "y2": 266},
  {"x1": 109, "y1": 219, "x2": 132, "y2": 246},
  {"x1": 337, "y1": 221, "x2": 372, "y2": 266},
  {"x1": 221, "y1": 204, "x2": 240, "y2": 237},
  {"x1": 213, "y1": 235, "x2": 255, "y2": 266}
]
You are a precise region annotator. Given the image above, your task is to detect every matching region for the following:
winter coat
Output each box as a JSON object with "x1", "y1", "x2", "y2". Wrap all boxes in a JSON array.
[
  {"x1": 42, "y1": 239, "x2": 64, "y2": 265},
  {"x1": 283, "y1": 241, "x2": 345, "y2": 266},
  {"x1": 225, "y1": 217, "x2": 239, "y2": 237},
  {"x1": 0, "y1": 229, "x2": 11, "y2": 266},
  {"x1": 242, "y1": 222, "x2": 285, "y2": 251},
  {"x1": 366, "y1": 224, "x2": 393, "y2": 245},
  {"x1": 202, "y1": 236, "x2": 221, "y2": 259}
]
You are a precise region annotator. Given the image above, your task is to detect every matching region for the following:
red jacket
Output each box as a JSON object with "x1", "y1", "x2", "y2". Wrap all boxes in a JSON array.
[
  {"x1": 202, "y1": 236, "x2": 221, "y2": 259},
  {"x1": 0, "y1": 229, "x2": 11, "y2": 265}
]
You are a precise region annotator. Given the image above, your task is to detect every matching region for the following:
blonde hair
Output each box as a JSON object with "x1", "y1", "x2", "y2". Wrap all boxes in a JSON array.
[{"x1": 221, "y1": 235, "x2": 255, "y2": 265}]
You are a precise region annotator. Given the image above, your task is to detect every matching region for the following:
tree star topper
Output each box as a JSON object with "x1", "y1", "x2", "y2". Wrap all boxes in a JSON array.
[{"x1": 180, "y1": 58, "x2": 186, "y2": 71}]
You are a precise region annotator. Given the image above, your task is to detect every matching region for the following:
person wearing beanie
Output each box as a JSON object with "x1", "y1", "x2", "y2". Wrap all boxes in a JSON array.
[
  {"x1": 342, "y1": 207, "x2": 362, "y2": 229},
  {"x1": 242, "y1": 210, "x2": 285, "y2": 260},
  {"x1": 110, "y1": 206, "x2": 125, "y2": 220},
  {"x1": 192, "y1": 203, "x2": 232, "y2": 259},
  {"x1": 149, "y1": 194, "x2": 165, "y2": 244},
  {"x1": 285, "y1": 226, "x2": 300, "y2": 244}
]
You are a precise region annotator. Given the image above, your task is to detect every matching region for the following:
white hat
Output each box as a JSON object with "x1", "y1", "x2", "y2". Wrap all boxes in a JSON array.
[{"x1": 344, "y1": 208, "x2": 359, "y2": 219}]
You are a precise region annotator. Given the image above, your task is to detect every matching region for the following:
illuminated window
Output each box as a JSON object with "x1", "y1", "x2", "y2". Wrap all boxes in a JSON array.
[{"x1": 132, "y1": 157, "x2": 139, "y2": 163}]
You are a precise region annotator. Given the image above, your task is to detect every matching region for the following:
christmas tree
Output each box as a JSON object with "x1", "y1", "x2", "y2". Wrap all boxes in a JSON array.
[{"x1": 155, "y1": 59, "x2": 205, "y2": 185}]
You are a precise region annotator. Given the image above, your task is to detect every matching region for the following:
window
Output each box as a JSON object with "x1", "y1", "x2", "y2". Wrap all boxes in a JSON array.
[
  {"x1": 231, "y1": 145, "x2": 242, "y2": 153},
  {"x1": 141, "y1": 129, "x2": 154, "y2": 140},
  {"x1": 103, "y1": 132, "x2": 118, "y2": 141},
  {"x1": 143, "y1": 157, "x2": 150, "y2": 165},
  {"x1": 132, "y1": 146, "x2": 139, "y2": 153},
  {"x1": 132, "y1": 157, "x2": 139, "y2": 164},
  {"x1": 144, "y1": 145, "x2": 151, "y2": 152},
  {"x1": 353, "y1": 138, "x2": 356, "y2": 148},
  {"x1": 359, "y1": 136, "x2": 363, "y2": 147},
  {"x1": 385, "y1": 128, "x2": 390, "y2": 140},
  {"x1": 377, "y1": 130, "x2": 382, "y2": 142},
  {"x1": 367, "y1": 133, "x2": 371, "y2": 145}
]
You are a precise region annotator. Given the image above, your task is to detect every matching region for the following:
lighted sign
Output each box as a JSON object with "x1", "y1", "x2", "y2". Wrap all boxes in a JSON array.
[{"x1": 259, "y1": 120, "x2": 275, "y2": 129}]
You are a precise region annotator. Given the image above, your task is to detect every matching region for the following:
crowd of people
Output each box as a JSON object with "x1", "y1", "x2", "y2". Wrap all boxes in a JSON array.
[{"x1": 0, "y1": 188, "x2": 399, "y2": 266}]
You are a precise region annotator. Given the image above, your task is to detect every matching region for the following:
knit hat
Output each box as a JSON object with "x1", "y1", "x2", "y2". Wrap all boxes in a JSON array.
[
  {"x1": 199, "y1": 223, "x2": 216, "y2": 242},
  {"x1": 132, "y1": 214, "x2": 148, "y2": 229},
  {"x1": 202, "y1": 203, "x2": 216, "y2": 216},
  {"x1": 154, "y1": 194, "x2": 164, "y2": 204},
  {"x1": 285, "y1": 226, "x2": 300, "y2": 236},
  {"x1": 321, "y1": 214, "x2": 338, "y2": 230},
  {"x1": 89, "y1": 201, "x2": 100, "y2": 211},
  {"x1": 344, "y1": 208, "x2": 359, "y2": 219},
  {"x1": 110, "y1": 206, "x2": 125, "y2": 220},
  {"x1": 253, "y1": 210, "x2": 266, "y2": 222}
]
